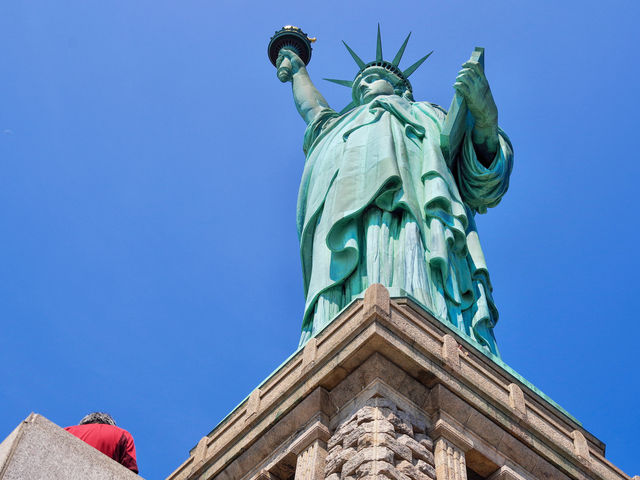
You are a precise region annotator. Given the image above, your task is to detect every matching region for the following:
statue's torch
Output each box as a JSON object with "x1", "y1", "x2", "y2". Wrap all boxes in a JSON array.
[{"x1": 268, "y1": 26, "x2": 316, "y2": 82}]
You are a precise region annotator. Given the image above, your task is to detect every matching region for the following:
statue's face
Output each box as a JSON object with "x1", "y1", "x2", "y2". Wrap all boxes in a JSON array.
[{"x1": 357, "y1": 71, "x2": 396, "y2": 104}]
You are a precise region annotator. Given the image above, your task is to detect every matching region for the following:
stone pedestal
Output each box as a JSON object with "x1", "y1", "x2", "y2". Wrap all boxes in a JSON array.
[{"x1": 166, "y1": 285, "x2": 634, "y2": 480}]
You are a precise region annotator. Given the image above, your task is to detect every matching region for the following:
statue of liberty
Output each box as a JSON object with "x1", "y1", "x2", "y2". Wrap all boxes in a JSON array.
[{"x1": 273, "y1": 27, "x2": 513, "y2": 356}]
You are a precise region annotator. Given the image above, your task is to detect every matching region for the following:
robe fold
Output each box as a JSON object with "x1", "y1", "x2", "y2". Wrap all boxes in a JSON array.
[{"x1": 296, "y1": 95, "x2": 513, "y2": 356}]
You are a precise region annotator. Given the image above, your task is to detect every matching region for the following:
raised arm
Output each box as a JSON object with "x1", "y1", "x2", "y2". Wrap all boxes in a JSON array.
[{"x1": 277, "y1": 48, "x2": 331, "y2": 125}]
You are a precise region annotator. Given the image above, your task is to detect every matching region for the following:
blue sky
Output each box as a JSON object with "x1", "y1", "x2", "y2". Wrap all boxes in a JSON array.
[{"x1": 1, "y1": 1, "x2": 638, "y2": 479}]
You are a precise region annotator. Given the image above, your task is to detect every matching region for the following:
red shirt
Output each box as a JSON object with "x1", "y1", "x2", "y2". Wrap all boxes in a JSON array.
[{"x1": 64, "y1": 423, "x2": 138, "y2": 473}]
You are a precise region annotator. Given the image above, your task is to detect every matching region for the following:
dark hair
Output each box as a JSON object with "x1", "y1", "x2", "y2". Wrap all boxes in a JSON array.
[{"x1": 78, "y1": 412, "x2": 116, "y2": 426}]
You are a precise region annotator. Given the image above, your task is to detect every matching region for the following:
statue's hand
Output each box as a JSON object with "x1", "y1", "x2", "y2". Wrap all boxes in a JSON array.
[
  {"x1": 454, "y1": 60, "x2": 499, "y2": 166},
  {"x1": 276, "y1": 48, "x2": 305, "y2": 83},
  {"x1": 453, "y1": 60, "x2": 498, "y2": 129}
]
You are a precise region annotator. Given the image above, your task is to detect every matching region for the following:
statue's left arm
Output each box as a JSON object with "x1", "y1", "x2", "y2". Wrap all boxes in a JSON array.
[{"x1": 453, "y1": 60, "x2": 513, "y2": 214}]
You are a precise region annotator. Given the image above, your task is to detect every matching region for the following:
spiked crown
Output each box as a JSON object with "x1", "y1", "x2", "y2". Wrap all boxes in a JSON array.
[{"x1": 325, "y1": 25, "x2": 433, "y2": 114}]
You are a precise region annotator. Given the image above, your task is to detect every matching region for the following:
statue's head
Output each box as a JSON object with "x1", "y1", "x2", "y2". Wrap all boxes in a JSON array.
[
  {"x1": 325, "y1": 25, "x2": 431, "y2": 113},
  {"x1": 79, "y1": 412, "x2": 117, "y2": 426},
  {"x1": 352, "y1": 65, "x2": 412, "y2": 105}
]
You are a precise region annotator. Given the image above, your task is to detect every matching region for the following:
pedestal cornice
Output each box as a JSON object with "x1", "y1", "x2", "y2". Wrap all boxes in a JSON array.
[{"x1": 166, "y1": 285, "x2": 632, "y2": 480}]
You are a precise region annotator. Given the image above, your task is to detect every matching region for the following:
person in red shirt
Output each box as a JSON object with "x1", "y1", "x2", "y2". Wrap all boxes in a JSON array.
[{"x1": 64, "y1": 412, "x2": 138, "y2": 474}]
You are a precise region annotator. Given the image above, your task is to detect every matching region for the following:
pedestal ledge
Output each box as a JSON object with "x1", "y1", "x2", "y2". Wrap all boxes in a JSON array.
[
  {"x1": 166, "y1": 285, "x2": 633, "y2": 480},
  {"x1": 363, "y1": 283, "x2": 391, "y2": 320}
]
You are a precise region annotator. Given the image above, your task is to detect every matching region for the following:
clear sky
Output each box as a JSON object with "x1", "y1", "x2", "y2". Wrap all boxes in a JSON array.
[{"x1": 1, "y1": 1, "x2": 638, "y2": 479}]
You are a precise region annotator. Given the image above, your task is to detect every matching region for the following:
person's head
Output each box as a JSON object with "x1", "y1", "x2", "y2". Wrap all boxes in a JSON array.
[
  {"x1": 78, "y1": 412, "x2": 116, "y2": 426},
  {"x1": 352, "y1": 65, "x2": 413, "y2": 105}
]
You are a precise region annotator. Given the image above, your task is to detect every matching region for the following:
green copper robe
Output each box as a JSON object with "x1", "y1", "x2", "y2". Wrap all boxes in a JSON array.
[{"x1": 297, "y1": 95, "x2": 513, "y2": 355}]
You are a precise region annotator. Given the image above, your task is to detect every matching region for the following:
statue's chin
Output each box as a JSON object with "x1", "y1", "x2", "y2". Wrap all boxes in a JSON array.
[{"x1": 362, "y1": 92, "x2": 394, "y2": 104}]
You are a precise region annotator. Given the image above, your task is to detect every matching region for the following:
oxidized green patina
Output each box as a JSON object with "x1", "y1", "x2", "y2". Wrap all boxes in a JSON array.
[{"x1": 275, "y1": 27, "x2": 513, "y2": 356}]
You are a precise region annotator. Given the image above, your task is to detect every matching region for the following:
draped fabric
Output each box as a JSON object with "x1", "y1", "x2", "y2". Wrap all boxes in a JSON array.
[{"x1": 296, "y1": 95, "x2": 513, "y2": 355}]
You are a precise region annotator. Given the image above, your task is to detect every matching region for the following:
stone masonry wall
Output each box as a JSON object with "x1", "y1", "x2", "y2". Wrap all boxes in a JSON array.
[{"x1": 324, "y1": 396, "x2": 436, "y2": 480}]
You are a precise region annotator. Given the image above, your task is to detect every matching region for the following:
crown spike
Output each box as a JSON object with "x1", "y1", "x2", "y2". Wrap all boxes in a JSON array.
[
  {"x1": 324, "y1": 78, "x2": 354, "y2": 88},
  {"x1": 342, "y1": 41, "x2": 366, "y2": 69},
  {"x1": 403, "y1": 50, "x2": 433, "y2": 78},
  {"x1": 392, "y1": 32, "x2": 412, "y2": 66},
  {"x1": 376, "y1": 24, "x2": 383, "y2": 62}
]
